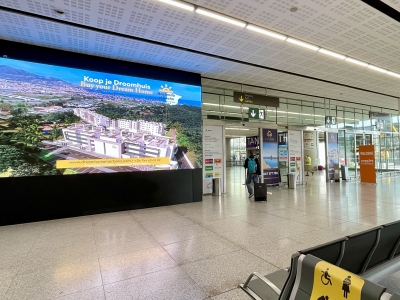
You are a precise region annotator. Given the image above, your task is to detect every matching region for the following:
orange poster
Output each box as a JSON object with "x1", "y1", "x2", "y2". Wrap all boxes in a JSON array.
[{"x1": 359, "y1": 145, "x2": 376, "y2": 184}]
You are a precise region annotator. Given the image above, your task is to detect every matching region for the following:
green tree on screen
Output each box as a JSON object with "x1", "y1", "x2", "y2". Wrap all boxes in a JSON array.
[
  {"x1": 9, "y1": 163, "x2": 42, "y2": 177},
  {"x1": 11, "y1": 103, "x2": 29, "y2": 116},
  {"x1": 0, "y1": 145, "x2": 24, "y2": 173},
  {"x1": 0, "y1": 102, "x2": 12, "y2": 111},
  {"x1": 12, "y1": 119, "x2": 44, "y2": 148},
  {"x1": 0, "y1": 132, "x2": 11, "y2": 145},
  {"x1": 50, "y1": 123, "x2": 62, "y2": 141}
]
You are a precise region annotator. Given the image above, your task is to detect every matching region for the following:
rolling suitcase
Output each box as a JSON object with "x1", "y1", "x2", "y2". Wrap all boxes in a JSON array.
[{"x1": 254, "y1": 182, "x2": 267, "y2": 201}]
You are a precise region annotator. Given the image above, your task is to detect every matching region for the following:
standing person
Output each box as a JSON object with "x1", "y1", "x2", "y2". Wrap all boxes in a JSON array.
[
  {"x1": 305, "y1": 154, "x2": 314, "y2": 176},
  {"x1": 342, "y1": 276, "x2": 351, "y2": 298},
  {"x1": 244, "y1": 150, "x2": 261, "y2": 198}
]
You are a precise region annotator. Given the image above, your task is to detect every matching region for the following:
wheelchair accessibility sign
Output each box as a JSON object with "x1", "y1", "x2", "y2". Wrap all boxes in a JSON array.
[{"x1": 311, "y1": 261, "x2": 364, "y2": 300}]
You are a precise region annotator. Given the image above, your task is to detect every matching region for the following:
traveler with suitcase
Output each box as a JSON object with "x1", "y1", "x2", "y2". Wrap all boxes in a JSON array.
[{"x1": 244, "y1": 150, "x2": 261, "y2": 198}]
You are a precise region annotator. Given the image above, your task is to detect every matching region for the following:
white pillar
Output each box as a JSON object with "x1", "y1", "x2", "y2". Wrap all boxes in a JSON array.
[{"x1": 225, "y1": 138, "x2": 231, "y2": 167}]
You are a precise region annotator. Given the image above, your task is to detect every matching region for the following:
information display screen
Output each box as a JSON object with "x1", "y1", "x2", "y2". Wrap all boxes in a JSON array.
[{"x1": 0, "y1": 58, "x2": 202, "y2": 177}]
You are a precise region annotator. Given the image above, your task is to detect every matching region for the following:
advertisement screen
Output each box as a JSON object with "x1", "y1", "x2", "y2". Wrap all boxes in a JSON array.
[
  {"x1": 327, "y1": 132, "x2": 338, "y2": 180},
  {"x1": 0, "y1": 58, "x2": 202, "y2": 177},
  {"x1": 262, "y1": 129, "x2": 279, "y2": 186}
]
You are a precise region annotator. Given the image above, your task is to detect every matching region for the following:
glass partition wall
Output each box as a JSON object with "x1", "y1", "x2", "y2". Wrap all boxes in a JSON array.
[
  {"x1": 202, "y1": 82, "x2": 400, "y2": 177},
  {"x1": 230, "y1": 138, "x2": 246, "y2": 166}
]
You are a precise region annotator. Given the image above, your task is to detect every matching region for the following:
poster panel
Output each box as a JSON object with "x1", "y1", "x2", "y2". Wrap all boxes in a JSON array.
[
  {"x1": 0, "y1": 57, "x2": 202, "y2": 178},
  {"x1": 203, "y1": 126, "x2": 224, "y2": 194},
  {"x1": 359, "y1": 145, "x2": 376, "y2": 184},
  {"x1": 246, "y1": 136, "x2": 259, "y2": 149},
  {"x1": 278, "y1": 144, "x2": 288, "y2": 162},
  {"x1": 327, "y1": 132, "x2": 339, "y2": 180},
  {"x1": 288, "y1": 130, "x2": 303, "y2": 183},
  {"x1": 262, "y1": 129, "x2": 279, "y2": 186},
  {"x1": 304, "y1": 132, "x2": 314, "y2": 150}
]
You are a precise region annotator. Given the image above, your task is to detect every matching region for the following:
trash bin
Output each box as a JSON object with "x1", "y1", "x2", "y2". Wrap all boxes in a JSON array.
[
  {"x1": 341, "y1": 165, "x2": 349, "y2": 181},
  {"x1": 288, "y1": 173, "x2": 296, "y2": 189},
  {"x1": 334, "y1": 164, "x2": 340, "y2": 182},
  {"x1": 212, "y1": 178, "x2": 221, "y2": 196}
]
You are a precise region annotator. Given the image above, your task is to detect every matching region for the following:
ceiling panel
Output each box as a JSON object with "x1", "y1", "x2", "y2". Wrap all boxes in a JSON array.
[{"x1": 0, "y1": 0, "x2": 399, "y2": 111}]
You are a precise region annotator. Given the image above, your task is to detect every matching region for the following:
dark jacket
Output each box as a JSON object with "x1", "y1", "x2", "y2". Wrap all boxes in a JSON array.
[{"x1": 244, "y1": 155, "x2": 261, "y2": 175}]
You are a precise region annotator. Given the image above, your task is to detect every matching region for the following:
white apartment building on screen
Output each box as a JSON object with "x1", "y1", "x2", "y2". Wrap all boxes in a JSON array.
[
  {"x1": 74, "y1": 108, "x2": 165, "y2": 135},
  {"x1": 62, "y1": 110, "x2": 176, "y2": 165},
  {"x1": 73, "y1": 108, "x2": 110, "y2": 127},
  {"x1": 61, "y1": 124, "x2": 176, "y2": 161}
]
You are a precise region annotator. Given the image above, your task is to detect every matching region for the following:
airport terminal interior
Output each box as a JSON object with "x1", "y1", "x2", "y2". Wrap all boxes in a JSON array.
[
  {"x1": 2, "y1": 0, "x2": 400, "y2": 299},
  {"x1": 1, "y1": 172, "x2": 400, "y2": 299}
]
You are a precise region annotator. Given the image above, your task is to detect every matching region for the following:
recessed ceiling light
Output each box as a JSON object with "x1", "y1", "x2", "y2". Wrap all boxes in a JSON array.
[
  {"x1": 246, "y1": 25, "x2": 287, "y2": 40},
  {"x1": 368, "y1": 65, "x2": 388, "y2": 74},
  {"x1": 387, "y1": 71, "x2": 400, "y2": 78},
  {"x1": 345, "y1": 57, "x2": 368, "y2": 67},
  {"x1": 286, "y1": 38, "x2": 319, "y2": 51},
  {"x1": 157, "y1": 0, "x2": 194, "y2": 11},
  {"x1": 318, "y1": 48, "x2": 346, "y2": 60}
]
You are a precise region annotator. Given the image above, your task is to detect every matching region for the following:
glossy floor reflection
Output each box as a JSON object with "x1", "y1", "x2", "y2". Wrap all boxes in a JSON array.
[{"x1": 1, "y1": 167, "x2": 400, "y2": 299}]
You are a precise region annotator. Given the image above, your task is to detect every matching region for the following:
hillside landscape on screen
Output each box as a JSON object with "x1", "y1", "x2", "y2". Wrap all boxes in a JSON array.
[{"x1": 0, "y1": 58, "x2": 202, "y2": 177}]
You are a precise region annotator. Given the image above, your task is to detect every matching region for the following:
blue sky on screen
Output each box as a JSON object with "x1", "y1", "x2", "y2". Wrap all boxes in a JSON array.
[{"x1": 0, "y1": 58, "x2": 202, "y2": 106}]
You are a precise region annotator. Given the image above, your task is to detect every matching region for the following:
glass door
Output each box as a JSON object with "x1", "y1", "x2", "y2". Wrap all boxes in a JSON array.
[
  {"x1": 345, "y1": 132, "x2": 356, "y2": 177},
  {"x1": 338, "y1": 130, "x2": 345, "y2": 165},
  {"x1": 372, "y1": 133, "x2": 381, "y2": 174}
]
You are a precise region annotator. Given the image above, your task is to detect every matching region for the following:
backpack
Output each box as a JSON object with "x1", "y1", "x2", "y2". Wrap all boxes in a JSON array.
[{"x1": 248, "y1": 158, "x2": 257, "y2": 173}]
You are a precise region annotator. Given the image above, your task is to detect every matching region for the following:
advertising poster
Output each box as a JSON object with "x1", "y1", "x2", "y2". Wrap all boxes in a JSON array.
[
  {"x1": 359, "y1": 145, "x2": 376, "y2": 184},
  {"x1": 278, "y1": 144, "x2": 288, "y2": 162},
  {"x1": 304, "y1": 132, "x2": 314, "y2": 150},
  {"x1": 0, "y1": 57, "x2": 202, "y2": 178},
  {"x1": 327, "y1": 132, "x2": 339, "y2": 180},
  {"x1": 278, "y1": 133, "x2": 288, "y2": 180},
  {"x1": 288, "y1": 130, "x2": 303, "y2": 183},
  {"x1": 203, "y1": 126, "x2": 224, "y2": 194},
  {"x1": 246, "y1": 136, "x2": 259, "y2": 149},
  {"x1": 262, "y1": 129, "x2": 279, "y2": 186}
]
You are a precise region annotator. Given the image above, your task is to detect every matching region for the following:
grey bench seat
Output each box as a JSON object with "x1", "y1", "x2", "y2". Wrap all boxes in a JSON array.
[
  {"x1": 241, "y1": 221, "x2": 400, "y2": 300},
  {"x1": 244, "y1": 269, "x2": 289, "y2": 300},
  {"x1": 241, "y1": 254, "x2": 387, "y2": 300}
]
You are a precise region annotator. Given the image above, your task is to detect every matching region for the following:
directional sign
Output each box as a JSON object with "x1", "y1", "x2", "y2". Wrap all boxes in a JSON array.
[
  {"x1": 249, "y1": 108, "x2": 259, "y2": 120},
  {"x1": 259, "y1": 109, "x2": 265, "y2": 120},
  {"x1": 376, "y1": 120, "x2": 384, "y2": 130},
  {"x1": 249, "y1": 107, "x2": 265, "y2": 120},
  {"x1": 234, "y1": 92, "x2": 279, "y2": 107},
  {"x1": 325, "y1": 116, "x2": 336, "y2": 125}
]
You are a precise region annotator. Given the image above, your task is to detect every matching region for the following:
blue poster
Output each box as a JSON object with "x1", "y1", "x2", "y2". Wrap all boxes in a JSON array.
[{"x1": 262, "y1": 129, "x2": 279, "y2": 186}]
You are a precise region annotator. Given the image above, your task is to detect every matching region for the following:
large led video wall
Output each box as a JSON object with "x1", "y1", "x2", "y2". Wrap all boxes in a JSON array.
[{"x1": 0, "y1": 58, "x2": 202, "y2": 177}]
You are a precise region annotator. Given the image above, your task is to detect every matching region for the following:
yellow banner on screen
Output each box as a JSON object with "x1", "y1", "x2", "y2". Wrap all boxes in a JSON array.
[{"x1": 56, "y1": 157, "x2": 170, "y2": 169}]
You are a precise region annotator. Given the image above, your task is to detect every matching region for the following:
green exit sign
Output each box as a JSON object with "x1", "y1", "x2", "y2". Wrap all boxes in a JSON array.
[
  {"x1": 325, "y1": 116, "x2": 337, "y2": 125},
  {"x1": 248, "y1": 107, "x2": 265, "y2": 120}
]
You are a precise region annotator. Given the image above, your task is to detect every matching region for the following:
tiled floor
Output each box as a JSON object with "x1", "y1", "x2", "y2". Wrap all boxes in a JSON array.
[{"x1": 1, "y1": 167, "x2": 400, "y2": 299}]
